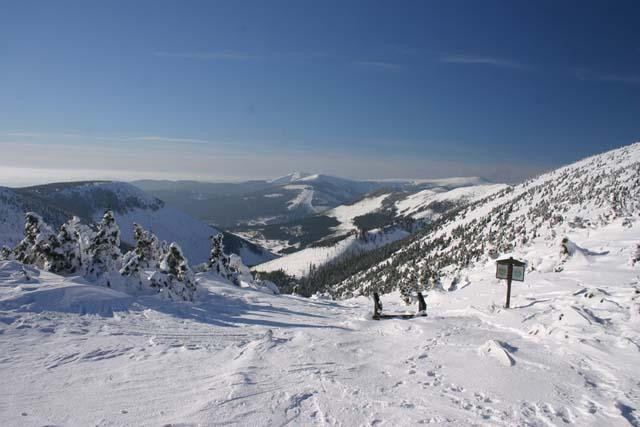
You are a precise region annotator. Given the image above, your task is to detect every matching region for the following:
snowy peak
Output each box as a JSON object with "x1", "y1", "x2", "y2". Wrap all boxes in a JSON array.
[{"x1": 268, "y1": 172, "x2": 314, "y2": 185}]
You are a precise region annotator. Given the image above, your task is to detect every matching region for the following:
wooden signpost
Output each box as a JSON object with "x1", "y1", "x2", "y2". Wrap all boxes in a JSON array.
[{"x1": 496, "y1": 257, "x2": 525, "y2": 308}]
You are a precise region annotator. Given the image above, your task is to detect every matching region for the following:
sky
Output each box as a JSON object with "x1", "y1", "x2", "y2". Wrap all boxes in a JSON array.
[{"x1": 1, "y1": 0, "x2": 639, "y2": 186}]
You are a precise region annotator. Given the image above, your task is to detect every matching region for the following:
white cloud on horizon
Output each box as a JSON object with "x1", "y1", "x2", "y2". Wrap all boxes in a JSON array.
[{"x1": 1, "y1": 137, "x2": 547, "y2": 187}]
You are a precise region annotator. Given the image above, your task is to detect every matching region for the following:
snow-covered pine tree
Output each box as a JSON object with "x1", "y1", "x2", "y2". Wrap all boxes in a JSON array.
[
  {"x1": 206, "y1": 233, "x2": 238, "y2": 284},
  {"x1": 154, "y1": 239, "x2": 169, "y2": 264},
  {"x1": 44, "y1": 217, "x2": 84, "y2": 274},
  {"x1": 40, "y1": 233, "x2": 65, "y2": 273},
  {"x1": 13, "y1": 212, "x2": 54, "y2": 268},
  {"x1": 120, "y1": 223, "x2": 161, "y2": 282},
  {"x1": 149, "y1": 243, "x2": 197, "y2": 301},
  {"x1": 0, "y1": 246, "x2": 14, "y2": 261},
  {"x1": 86, "y1": 210, "x2": 122, "y2": 279},
  {"x1": 74, "y1": 218, "x2": 95, "y2": 272}
]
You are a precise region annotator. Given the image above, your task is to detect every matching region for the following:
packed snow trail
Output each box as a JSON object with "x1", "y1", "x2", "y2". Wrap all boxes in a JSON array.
[{"x1": 1, "y1": 241, "x2": 639, "y2": 426}]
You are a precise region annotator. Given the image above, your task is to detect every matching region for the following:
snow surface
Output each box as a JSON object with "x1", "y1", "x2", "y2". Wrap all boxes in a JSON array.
[{"x1": 1, "y1": 218, "x2": 638, "y2": 425}]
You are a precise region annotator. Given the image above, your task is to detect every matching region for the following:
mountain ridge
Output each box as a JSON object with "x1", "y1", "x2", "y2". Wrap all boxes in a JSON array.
[
  {"x1": 0, "y1": 181, "x2": 276, "y2": 266},
  {"x1": 330, "y1": 141, "x2": 640, "y2": 297}
]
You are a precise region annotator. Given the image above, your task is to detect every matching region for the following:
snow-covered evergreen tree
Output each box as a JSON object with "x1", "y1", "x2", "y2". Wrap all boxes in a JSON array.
[
  {"x1": 120, "y1": 223, "x2": 160, "y2": 281},
  {"x1": 149, "y1": 243, "x2": 197, "y2": 301},
  {"x1": 86, "y1": 210, "x2": 122, "y2": 279},
  {"x1": 13, "y1": 212, "x2": 54, "y2": 268},
  {"x1": 206, "y1": 233, "x2": 238, "y2": 284},
  {"x1": 41, "y1": 217, "x2": 84, "y2": 274},
  {"x1": 0, "y1": 246, "x2": 14, "y2": 261}
]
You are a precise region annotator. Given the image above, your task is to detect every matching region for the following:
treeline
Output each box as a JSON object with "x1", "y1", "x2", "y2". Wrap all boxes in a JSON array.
[{"x1": 0, "y1": 211, "x2": 243, "y2": 302}]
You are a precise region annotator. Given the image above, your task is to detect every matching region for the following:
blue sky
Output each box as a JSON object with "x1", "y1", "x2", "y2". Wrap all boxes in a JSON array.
[{"x1": 1, "y1": 0, "x2": 639, "y2": 185}]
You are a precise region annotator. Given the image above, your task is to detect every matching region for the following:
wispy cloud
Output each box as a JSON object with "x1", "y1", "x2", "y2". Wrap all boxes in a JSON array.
[
  {"x1": 1, "y1": 131, "x2": 211, "y2": 145},
  {"x1": 153, "y1": 51, "x2": 260, "y2": 60},
  {"x1": 354, "y1": 61, "x2": 403, "y2": 71},
  {"x1": 4, "y1": 131, "x2": 89, "y2": 139},
  {"x1": 441, "y1": 54, "x2": 527, "y2": 69},
  {"x1": 129, "y1": 136, "x2": 210, "y2": 144},
  {"x1": 575, "y1": 69, "x2": 640, "y2": 85},
  {"x1": 154, "y1": 50, "x2": 330, "y2": 62}
]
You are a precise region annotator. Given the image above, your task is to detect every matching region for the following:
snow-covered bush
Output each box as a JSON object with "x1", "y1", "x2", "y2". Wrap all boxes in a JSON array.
[
  {"x1": 554, "y1": 237, "x2": 576, "y2": 272},
  {"x1": 149, "y1": 243, "x2": 197, "y2": 301},
  {"x1": 86, "y1": 210, "x2": 122, "y2": 279},
  {"x1": 228, "y1": 254, "x2": 250, "y2": 283}
]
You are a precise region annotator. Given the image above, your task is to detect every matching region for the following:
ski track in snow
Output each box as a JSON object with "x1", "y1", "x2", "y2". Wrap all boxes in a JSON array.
[{"x1": 1, "y1": 236, "x2": 639, "y2": 427}]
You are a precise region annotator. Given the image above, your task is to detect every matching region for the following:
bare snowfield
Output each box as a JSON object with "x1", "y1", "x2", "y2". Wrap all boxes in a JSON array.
[
  {"x1": 327, "y1": 194, "x2": 390, "y2": 233},
  {"x1": 1, "y1": 221, "x2": 639, "y2": 426}
]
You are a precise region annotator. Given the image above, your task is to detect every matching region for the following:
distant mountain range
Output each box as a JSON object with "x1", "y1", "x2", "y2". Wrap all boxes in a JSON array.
[
  {"x1": 0, "y1": 181, "x2": 275, "y2": 266},
  {"x1": 253, "y1": 182, "x2": 506, "y2": 276},
  {"x1": 0, "y1": 174, "x2": 497, "y2": 272},
  {"x1": 132, "y1": 173, "x2": 489, "y2": 228}
]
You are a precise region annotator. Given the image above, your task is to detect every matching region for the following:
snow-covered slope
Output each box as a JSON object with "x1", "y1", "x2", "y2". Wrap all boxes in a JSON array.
[
  {"x1": 327, "y1": 193, "x2": 390, "y2": 233},
  {"x1": 268, "y1": 171, "x2": 314, "y2": 185},
  {"x1": 0, "y1": 182, "x2": 275, "y2": 266},
  {"x1": 279, "y1": 173, "x2": 384, "y2": 214},
  {"x1": 1, "y1": 230, "x2": 638, "y2": 426},
  {"x1": 380, "y1": 176, "x2": 489, "y2": 188},
  {"x1": 334, "y1": 142, "x2": 640, "y2": 297},
  {"x1": 253, "y1": 227, "x2": 411, "y2": 277},
  {"x1": 395, "y1": 183, "x2": 507, "y2": 220}
]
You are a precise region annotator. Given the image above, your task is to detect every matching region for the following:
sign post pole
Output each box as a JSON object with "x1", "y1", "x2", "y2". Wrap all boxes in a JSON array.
[
  {"x1": 496, "y1": 257, "x2": 525, "y2": 309},
  {"x1": 505, "y1": 257, "x2": 513, "y2": 308}
]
